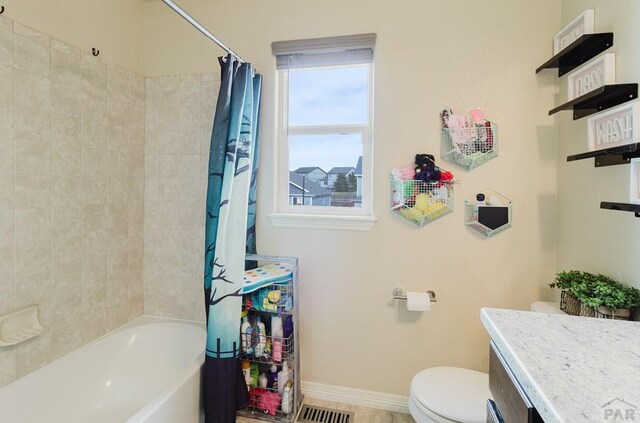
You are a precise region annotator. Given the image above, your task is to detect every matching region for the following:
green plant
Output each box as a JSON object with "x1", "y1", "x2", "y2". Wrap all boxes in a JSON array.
[
  {"x1": 549, "y1": 270, "x2": 640, "y2": 310},
  {"x1": 548, "y1": 270, "x2": 582, "y2": 290}
]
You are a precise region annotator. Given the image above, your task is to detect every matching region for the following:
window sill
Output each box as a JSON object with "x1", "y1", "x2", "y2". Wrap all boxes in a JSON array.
[{"x1": 268, "y1": 212, "x2": 377, "y2": 231}]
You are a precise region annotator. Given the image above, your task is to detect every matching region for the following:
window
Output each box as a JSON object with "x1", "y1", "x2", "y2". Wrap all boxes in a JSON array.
[{"x1": 270, "y1": 34, "x2": 376, "y2": 231}]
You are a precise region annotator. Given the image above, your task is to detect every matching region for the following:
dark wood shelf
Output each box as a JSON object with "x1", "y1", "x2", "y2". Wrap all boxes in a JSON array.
[
  {"x1": 548, "y1": 84, "x2": 638, "y2": 120},
  {"x1": 600, "y1": 202, "x2": 640, "y2": 218},
  {"x1": 536, "y1": 33, "x2": 613, "y2": 76},
  {"x1": 566, "y1": 143, "x2": 640, "y2": 167}
]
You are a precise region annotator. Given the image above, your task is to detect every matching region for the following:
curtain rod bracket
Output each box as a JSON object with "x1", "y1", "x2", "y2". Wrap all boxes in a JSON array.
[
  {"x1": 92, "y1": 48, "x2": 100, "y2": 57},
  {"x1": 0, "y1": 6, "x2": 5, "y2": 14}
]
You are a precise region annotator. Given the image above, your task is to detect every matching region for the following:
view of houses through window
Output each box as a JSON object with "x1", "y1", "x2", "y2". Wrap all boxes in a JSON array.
[{"x1": 286, "y1": 64, "x2": 370, "y2": 208}]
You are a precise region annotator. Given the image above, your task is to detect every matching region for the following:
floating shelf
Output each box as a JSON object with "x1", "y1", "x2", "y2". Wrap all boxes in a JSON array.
[
  {"x1": 536, "y1": 33, "x2": 613, "y2": 76},
  {"x1": 600, "y1": 202, "x2": 640, "y2": 218},
  {"x1": 548, "y1": 84, "x2": 638, "y2": 120},
  {"x1": 566, "y1": 142, "x2": 640, "y2": 167}
]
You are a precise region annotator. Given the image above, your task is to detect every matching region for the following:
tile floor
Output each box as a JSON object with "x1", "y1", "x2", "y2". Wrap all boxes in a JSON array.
[{"x1": 236, "y1": 397, "x2": 416, "y2": 423}]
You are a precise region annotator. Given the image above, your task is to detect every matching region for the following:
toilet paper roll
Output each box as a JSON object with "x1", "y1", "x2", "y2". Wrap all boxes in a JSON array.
[{"x1": 406, "y1": 291, "x2": 431, "y2": 312}]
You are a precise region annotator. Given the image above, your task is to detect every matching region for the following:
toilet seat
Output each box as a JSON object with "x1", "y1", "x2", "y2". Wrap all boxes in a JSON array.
[
  {"x1": 410, "y1": 367, "x2": 490, "y2": 423},
  {"x1": 409, "y1": 391, "x2": 458, "y2": 423}
]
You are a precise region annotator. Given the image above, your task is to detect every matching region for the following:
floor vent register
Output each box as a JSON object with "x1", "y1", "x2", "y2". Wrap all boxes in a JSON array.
[{"x1": 297, "y1": 404, "x2": 354, "y2": 423}]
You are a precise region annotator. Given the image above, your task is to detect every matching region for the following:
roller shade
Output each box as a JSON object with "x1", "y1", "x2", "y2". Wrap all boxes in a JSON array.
[{"x1": 272, "y1": 33, "x2": 376, "y2": 70}]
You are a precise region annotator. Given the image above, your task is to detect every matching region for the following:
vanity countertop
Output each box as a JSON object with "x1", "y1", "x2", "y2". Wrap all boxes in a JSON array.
[{"x1": 481, "y1": 307, "x2": 640, "y2": 423}]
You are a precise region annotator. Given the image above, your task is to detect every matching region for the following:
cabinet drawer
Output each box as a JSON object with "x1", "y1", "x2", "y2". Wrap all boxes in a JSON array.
[{"x1": 489, "y1": 342, "x2": 543, "y2": 423}]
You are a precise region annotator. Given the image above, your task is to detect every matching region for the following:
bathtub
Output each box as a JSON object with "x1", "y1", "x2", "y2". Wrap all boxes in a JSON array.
[{"x1": 0, "y1": 316, "x2": 206, "y2": 423}]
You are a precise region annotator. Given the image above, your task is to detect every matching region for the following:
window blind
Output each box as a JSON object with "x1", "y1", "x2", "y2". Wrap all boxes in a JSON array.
[{"x1": 272, "y1": 33, "x2": 376, "y2": 70}]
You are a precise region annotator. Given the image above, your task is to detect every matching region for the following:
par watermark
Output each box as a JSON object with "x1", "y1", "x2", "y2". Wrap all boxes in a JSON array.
[{"x1": 602, "y1": 398, "x2": 637, "y2": 421}]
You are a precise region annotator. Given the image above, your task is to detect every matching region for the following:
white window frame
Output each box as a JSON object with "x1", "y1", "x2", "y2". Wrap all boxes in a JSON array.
[{"x1": 269, "y1": 64, "x2": 376, "y2": 231}]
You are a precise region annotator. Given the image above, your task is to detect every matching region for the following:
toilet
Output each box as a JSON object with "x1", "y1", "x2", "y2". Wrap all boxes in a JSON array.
[{"x1": 408, "y1": 302, "x2": 565, "y2": 423}]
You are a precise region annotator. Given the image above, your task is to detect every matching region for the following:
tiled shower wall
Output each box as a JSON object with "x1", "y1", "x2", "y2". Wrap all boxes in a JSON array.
[
  {"x1": 143, "y1": 74, "x2": 219, "y2": 322},
  {"x1": 0, "y1": 16, "x2": 145, "y2": 387}
]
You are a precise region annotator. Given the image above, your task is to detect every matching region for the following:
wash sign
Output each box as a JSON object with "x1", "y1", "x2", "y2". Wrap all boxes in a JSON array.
[{"x1": 588, "y1": 101, "x2": 640, "y2": 151}]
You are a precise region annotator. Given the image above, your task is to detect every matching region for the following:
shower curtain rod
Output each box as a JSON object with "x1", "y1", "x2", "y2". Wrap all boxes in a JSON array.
[{"x1": 161, "y1": 0, "x2": 245, "y2": 63}]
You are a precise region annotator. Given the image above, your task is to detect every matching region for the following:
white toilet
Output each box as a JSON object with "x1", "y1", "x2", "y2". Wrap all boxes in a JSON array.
[{"x1": 408, "y1": 302, "x2": 565, "y2": 423}]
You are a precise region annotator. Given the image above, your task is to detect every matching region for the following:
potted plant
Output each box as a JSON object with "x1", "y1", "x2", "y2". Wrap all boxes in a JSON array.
[{"x1": 549, "y1": 271, "x2": 640, "y2": 320}]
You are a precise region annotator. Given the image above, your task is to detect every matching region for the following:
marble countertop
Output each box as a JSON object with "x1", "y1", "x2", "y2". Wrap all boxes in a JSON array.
[{"x1": 481, "y1": 308, "x2": 640, "y2": 423}]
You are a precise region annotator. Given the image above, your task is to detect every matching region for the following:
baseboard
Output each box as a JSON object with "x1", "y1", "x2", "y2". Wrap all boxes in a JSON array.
[{"x1": 301, "y1": 381, "x2": 410, "y2": 414}]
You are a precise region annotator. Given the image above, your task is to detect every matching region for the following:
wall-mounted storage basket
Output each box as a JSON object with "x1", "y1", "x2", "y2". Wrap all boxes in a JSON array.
[
  {"x1": 390, "y1": 173, "x2": 455, "y2": 227},
  {"x1": 464, "y1": 189, "x2": 512, "y2": 237},
  {"x1": 441, "y1": 122, "x2": 498, "y2": 170}
]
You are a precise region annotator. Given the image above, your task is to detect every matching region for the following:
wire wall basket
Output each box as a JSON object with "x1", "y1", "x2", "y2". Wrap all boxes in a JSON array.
[
  {"x1": 441, "y1": 122, "x2": 498, "y2": 171},
  {"x1": 464, "y1": 189, "x2": 512, "y2": 238},
  {"x1": 390, "y1": 173, "x2": 455, "y2": 227}
]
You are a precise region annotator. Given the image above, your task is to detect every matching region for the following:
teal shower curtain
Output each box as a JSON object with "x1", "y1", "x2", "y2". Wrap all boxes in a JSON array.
[{"x1": 203, "y1": 54, "x2": 262, "y2": 423}]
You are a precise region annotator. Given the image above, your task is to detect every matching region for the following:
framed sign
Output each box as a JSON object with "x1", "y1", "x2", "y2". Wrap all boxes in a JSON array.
[
  {"x1": 631, "y1": 158, "x2": 640, "y2": 205},
  {"x1": 587, "y1": 101, "x2": 640, "y2": 152},
  {"x1": 554, "y1": 9, "x2": 595, "y2": 55},
  {"x1": 567, "y1": 54, "x2": 615, "y2": 101}
]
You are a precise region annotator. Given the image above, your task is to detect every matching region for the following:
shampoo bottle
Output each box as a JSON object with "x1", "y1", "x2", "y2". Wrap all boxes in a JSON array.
[
  {"x1": 240, "y1": 316, "x2": 251, "y2": 353},
  {"x1": 255, "y1": 316, "x2": 267, "y2": 357},
  {"x1": 281, "y1": 380, "x2": 293, "y2": 414},
  {"x1": 268, "y1": 364, "x2": 278, "y2": 390},
  {"x1": 277, "y1": 361, "x2": 292, "y2": 395}
]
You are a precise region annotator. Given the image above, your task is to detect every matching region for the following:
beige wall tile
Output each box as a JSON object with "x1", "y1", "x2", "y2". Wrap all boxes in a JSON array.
[
  {"x1": 178, "y1": 130, "x2": 201, "y2": 155},
  {"x1": 0, "y1": 277, "x2": 14, "y2": 315},
  {"x1": 51, "y1": 38, "x2": 81, "y2": 60},
  {"x1": 81, "y1": 229, "x2": 106, "y2": 260},
  {"x1": 51, "y1": 113, "x2": 82, "y2": 176},
  {"x1": 107, "y1": 64, "x2": 129, "y2": 103},
  {"x1": 147, "y1": 75, "x2": 179, "y2": 86},
  {"x1": 13, "y1": 34, "x2": 50, "y2": 77},
  {"x1": 14, "y1": 70, "x2": 50, "y2": 131},
  {"x1": 0, "y1": 64, "x2": 14, "y2": 131},
  {"x1": 0, "y1": 28, "x2": 13, "y2": 67},
  {"x1": 51, "y1": 49, "x2": 82, "y2": 118},
  {"x1": 14, "y1": 129, "x2": 51, "y2": 175},
  {"x1": 14, "y1": 174, "x2": 51, "y2": 209},
  {"x1": 13, "y1": 22, "x2": 50, "y2": 46},
  {"x1": 107, "y1": 97, "x2": 130, "y2": 127},
  {"x1": 52, "y1": 176, "x2": 82, "y2": 209},
  {"x1": 180, "y1": 80, "x2": 201, "y2": 110},
  {"x1": 51, "y1": 232, "x2": 82, "y2": 297},
  {"x1": 107, "y1": 124, "x2": 129, "y2": 152},
  {"x1": 147, "y1": 81, "x2": 179, "y2": 109},
  {"x1": 106, "y1": 150, "x2": 127, "y2": 178},
  {"x1": 51, "y1": 290, "x2": 81, "y2": 332},
  {"x1": 81, "y1": 62, "x2": 107, "y2": 118},
  {"x1": 50, "y1": 325, "x2": 83, "y2": 361},
  {"x1": 0, "y1": 130, "x2": 13, "y2": 173},
  {"x1": 52, "y1": 206, "x2": 81, "y2": 238},
  {"x1": 0, "y1": 210, "x2": 14, "y2": 279},
  {"x1": 14, "y1": 208, "x2": 51, "y2": 277},
  {"x1": 0, "y1": 173, "x2": 13, "y2": 209},
  {"x1": 15, "y1": 270, "x2": 51, "y2": 311},
  {"x1": 81, "y1": 118, "x2": 107, "y2": 150},
  {"x1": 130, "y1": 72, "x2": 146, "y2": 109},
  {"x1": 81, "y1": 147, "x2": 106, "y2": 177},
  {"x1": 146, "y1": 106, "x2": 179, "y2": 132},
  {"x1": 107, "y1": 176, "x2": 128, "y2": 205},
  {"x1": 0, "y1": 346, "x2": 14, "y2": 389},
  {"x1": 129, "y1": 123, "x2": 145, "y2": 156},
  {"x1": 82, "y1": 175, "x2": 106, "y2": 206},
  {"x1": 14, "y1": 332, "x2": 51, "y2": 379},
  {"x1": 82, "y1": 204, "x2": 106, "y2": 234}
]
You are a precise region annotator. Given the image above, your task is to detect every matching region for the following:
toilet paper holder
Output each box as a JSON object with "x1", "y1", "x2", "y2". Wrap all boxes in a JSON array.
[{"x1": 392, "y1": 287, "x2": 437, "y2": 302}]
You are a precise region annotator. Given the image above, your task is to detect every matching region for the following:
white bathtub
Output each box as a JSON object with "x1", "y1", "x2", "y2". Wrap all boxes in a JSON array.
[{"x1": 0, "y1": 316, "x2": 206, "y2": 423}]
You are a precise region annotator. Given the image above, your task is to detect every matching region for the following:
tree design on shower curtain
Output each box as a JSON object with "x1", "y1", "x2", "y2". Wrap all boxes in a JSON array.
[{"x1": 202, "y1": 54, "x2": 262, "y2": 423}]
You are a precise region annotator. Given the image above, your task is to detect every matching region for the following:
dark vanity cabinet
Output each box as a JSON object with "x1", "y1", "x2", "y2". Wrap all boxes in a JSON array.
[{"x1": 487, "y1": 342, "x2": 544, "y2": 423}]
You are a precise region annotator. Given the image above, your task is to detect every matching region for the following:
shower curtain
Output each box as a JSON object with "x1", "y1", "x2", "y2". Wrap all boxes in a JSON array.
[{"x1": 203, "y1": 54, "x2": 262, "y2": 423}]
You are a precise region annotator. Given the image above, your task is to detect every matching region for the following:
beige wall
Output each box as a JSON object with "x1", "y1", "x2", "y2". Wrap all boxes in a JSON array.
[
  {"x1": 145, "y1": 0, "x2": 561, "y2": 396},
  {"x1": 0, "y1": 15, "x2": 145, "y2": 388},
  {"x1": 0, "y1": 0, "x2": 145, "y2": 74},
  {"x1": 556, "y1": 1, "x2": 640, "y2": 290},
  {"x1": 143, "y1": 73, "x2": 219, "y2": 321}
]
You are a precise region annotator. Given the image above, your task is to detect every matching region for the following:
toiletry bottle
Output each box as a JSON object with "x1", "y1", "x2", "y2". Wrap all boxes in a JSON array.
[
  {"x1": 473, "y1": 193, "x2": 485, "y2": 221},
  {"x1": 258, "y1": 373, "x2": 268, "y2": 389},
  {"x1": 249, "y1": 363, "x2": 259, "y2": 388},
  {"x1": 283, "y1": 315, "x2": 293, "y2": 339},
  {"x1": 268, "y1": 364, "x2": 278, "y2": 390},
  {"x1": 241, "y1": 316, "x2": 251, "y2": 353},
  {"x1": 281, "y1": 380, "x2": 293, "y2": 414},
  {"x1": 271, "y1": 316, "x2": 284, "y2": 364},
  {"x1": 255, "y1": 316, "x2": 267, "y2": 357},
  {"x1": 277, "y1": 361, "x2": 292, "y2": 395},
  {"x1": 241, "y1": 360, "x2": 251, "y2": 389}
]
